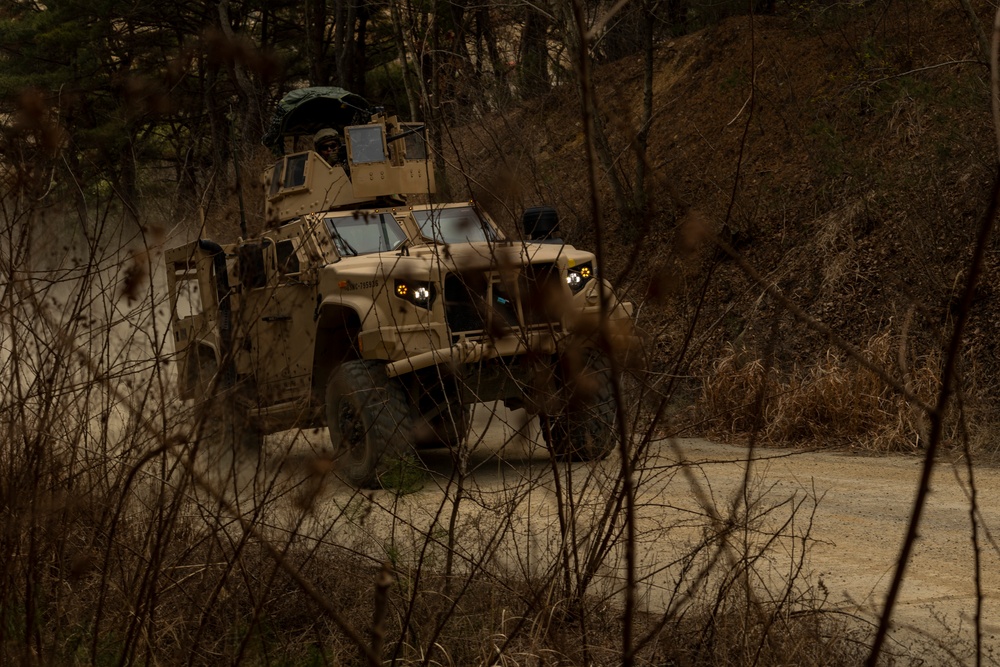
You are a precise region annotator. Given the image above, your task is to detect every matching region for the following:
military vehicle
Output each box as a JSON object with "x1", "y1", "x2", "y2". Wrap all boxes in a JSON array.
[{"x1": 165, "y1": 87, "x2": 634, "y2": 487}]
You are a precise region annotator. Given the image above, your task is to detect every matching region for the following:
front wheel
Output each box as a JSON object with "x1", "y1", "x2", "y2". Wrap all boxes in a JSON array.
[
  {"x1": 541, "y1": 349, "x2": 619, "y2": 461},
  {"x1": 325, "y1": 360, "x2": 415, "y2": 488}
]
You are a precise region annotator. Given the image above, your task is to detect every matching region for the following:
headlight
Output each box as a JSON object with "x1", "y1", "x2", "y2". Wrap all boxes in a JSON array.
[
  {"x1": 394, "y1": 280, "x2": 435, "y2": 309},
  {"x1": 566, "y1": 262, "x2": 594, "y2": 293}
]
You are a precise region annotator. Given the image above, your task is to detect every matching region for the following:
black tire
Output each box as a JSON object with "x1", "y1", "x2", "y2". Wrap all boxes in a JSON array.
[
  {"x1": 185, "y1": 347, "x2": 218, "y2": 401},
  {"x1": 188, "y1": 350, "x2": 263, "y2": 452},
  {"x1": 411, "y1": 371, "x2": 470, "y2": 450},
  {"x1": 541, "y1": 349, "x2": 618, "y2": 461},
  {"x1": 325, "y1": 360, "x2": 415, "y2": 488},
  {"x1": 218, "y1": 397, "x2": 264, "y2": 452}
]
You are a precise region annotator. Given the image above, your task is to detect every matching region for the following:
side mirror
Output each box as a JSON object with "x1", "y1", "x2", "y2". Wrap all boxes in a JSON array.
[
  {"x1": 236, "y1": 240, "x2": 273, "y2": 290},
  {"x1": 521, "y1": 206, "x2": 560, "y2": 241}
]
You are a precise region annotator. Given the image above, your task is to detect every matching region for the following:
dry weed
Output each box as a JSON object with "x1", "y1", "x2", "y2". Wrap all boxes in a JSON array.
[
  {"x1": 698, "y1": 343, "x2": 782, "y2": 436},
  {"x1": 696, "y1": 331, "x2": 974, "y2": 453}
]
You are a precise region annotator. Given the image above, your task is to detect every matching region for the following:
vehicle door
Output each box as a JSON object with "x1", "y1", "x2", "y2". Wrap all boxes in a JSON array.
[{"x1": 236, "y1": 239, "x2": 316, "y2": 405}]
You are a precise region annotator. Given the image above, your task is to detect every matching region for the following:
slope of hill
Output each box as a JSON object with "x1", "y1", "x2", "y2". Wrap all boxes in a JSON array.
[{"x1": 450, "y1": 1, "x2": 999, "y2": 452}]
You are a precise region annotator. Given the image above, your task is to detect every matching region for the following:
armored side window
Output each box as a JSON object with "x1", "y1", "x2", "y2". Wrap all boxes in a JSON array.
[
  {"x1": 168, "y1": 258, "x2": 205, "y2": 320},
  {"x1": 237, "y1": 241, "x2": 272, "y2": 289},
  {"x1": 276, "y1": 239, "x2": 300, "y2": 276},
  {"x1": 172, "y1": 268, "x2": 203, "y2": 318},
  {"x1": 283, "y1": 154, "x2": 308, "y2": 189},
  {"x1": 347, "y1": 125, "x2": 386, "y2": 164}
]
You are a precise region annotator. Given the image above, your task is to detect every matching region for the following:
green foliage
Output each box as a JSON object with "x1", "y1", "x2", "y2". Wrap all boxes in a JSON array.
[
  {"x1": 0, "y1": 0, "x2": 173, "y2": 206},
  {"x1": 0, "y1": 0, "x2": 284, "y2": 216}
]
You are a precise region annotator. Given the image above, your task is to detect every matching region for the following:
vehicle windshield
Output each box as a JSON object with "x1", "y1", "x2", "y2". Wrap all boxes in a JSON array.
[
  {"x1": 324, "y1": 213, "x2": 408, "y2": 256},
  {"x1": 411, "y1": 206, "x2": 494, "y2": 244}
]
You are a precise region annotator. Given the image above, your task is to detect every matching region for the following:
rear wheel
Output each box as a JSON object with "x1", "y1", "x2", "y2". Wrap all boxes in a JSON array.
[
  {"x1": 325, "y1": 360, "x2": 416, "y2": 488},
  {"x1": 218, "y1": 398, "x2": 264, "y2": 452},
  {"x1": 188, "y1": 350, "x2": 263, "y2": 452},
  {"x1": 185, "y1": 348, "x2": 218, "y2": 400},
  {"x1": 541, "y1": 349, "x2": 618, "y2": 461}
]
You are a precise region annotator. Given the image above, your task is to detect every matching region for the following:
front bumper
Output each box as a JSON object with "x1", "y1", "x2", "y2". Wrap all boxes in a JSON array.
[{"x1": 383, "y1": 330, "x2": 559, "y2": 378}]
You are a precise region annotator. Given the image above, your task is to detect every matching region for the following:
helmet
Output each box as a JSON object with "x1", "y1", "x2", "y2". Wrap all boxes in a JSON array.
[{"x1": 314, "y1": 128, "x2": 341, "y2": 146}]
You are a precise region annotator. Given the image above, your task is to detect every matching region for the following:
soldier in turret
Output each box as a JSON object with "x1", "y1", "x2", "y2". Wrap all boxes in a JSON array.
[{"x1": 314, "y1": 128, "x2": 348, "y2": 173}]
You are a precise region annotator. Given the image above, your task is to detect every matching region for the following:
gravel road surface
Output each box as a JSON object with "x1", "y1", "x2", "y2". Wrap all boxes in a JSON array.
[{"x1": 242, "y1": 405, "x2": 1000, "y2": 664}]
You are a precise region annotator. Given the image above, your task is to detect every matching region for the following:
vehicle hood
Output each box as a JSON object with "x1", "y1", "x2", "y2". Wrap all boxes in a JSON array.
[{"x1": 404, "y1": 241, "x2": 592, "y2": 271}]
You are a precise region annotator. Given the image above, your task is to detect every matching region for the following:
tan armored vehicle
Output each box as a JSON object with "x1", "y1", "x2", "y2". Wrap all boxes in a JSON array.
[{"x1": 166, "y1": 87, "x2": 634, "y2": 487}]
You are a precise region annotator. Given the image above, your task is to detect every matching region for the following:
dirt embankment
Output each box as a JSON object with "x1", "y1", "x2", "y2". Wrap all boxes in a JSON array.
[{"x1": 449, "y1": 1, "x2": 1000, "y2": 450}]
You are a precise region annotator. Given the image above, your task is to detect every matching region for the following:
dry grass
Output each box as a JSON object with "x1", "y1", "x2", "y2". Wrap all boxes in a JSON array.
[{"x1": 695, "y1": 332, "x2": 987, "y2": 454}]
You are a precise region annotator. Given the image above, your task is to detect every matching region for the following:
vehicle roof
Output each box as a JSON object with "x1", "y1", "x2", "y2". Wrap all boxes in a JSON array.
[{"x1": 262, "y1": 86, "x2": 371, "y2": 152}]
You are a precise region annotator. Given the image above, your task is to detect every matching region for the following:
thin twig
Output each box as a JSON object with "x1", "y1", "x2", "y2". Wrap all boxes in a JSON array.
[{"x1": 864, "y1": 59, "x2": 985, "y2": 86}]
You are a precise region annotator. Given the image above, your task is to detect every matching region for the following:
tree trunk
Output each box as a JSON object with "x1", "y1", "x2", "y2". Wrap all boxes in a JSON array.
[
  {"x1": 667, "y1": 0, "x2": 688, "y2": 33},
  {"x1": 518, "y1": 9, "x2": 550, "y2": 98},
  {"x1": 218, "y1": 0, "x2": 264, "y2": 143},
  {"x1": 352, "y1": 3, "x2": 369, "y2": 96},
  {"x1": 476, "y1": 5, "x2": 509, "y2": 105},
  {"x1": 389, "y1": 0, "x2": 421, "y2": 120},
  {"x1": 634, "y1": 0, "x2": 655, "y2": 217},
  {"x1": 203, "y1": 60, "x2": 228, "y2": 213},
  {"x1": 333, "y1": 0, "x2": 357, "y2": 89},
  {"x1": 443, "y1": 0, "x2": 475, "y2": 113},
  {"x1": 306, "y1": 0, "x2": 330, "y2": 85},
  {"x1": 117, "y1": 133, "x2": 140, "y2": 225}
]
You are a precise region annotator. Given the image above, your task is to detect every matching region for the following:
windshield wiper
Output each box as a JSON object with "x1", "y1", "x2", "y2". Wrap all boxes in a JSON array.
[{"x1": 333, "y1": 232, "x2": 360, "y2": 257}]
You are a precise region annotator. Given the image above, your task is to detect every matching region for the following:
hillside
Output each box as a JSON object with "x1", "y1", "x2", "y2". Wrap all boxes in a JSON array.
[{"x1": 449, "y1": 1, "x2": 999, "y2": 450}]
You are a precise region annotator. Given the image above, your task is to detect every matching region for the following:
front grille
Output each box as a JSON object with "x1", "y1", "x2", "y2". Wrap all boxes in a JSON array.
[
  {"x1": 492, "y1": 281, "x2": 519, "y2": 330},
  {"x1": 520, "y1": 262, "x2": 562, "y2": 325},
  {"x1": 444, "y1": 263, "x2": 562, "y2": 341},
  {"x1": 444, "y1": 273, "x2": 486, "y2": 335}
]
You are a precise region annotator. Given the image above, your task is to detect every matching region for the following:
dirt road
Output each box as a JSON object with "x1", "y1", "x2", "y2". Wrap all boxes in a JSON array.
[
  {"x1": 634, "y1": 438, "x2": 1000, "y2": 660},
  {"x1": 250, "y1": 405, "x2": 1000, "y2": 663}
]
